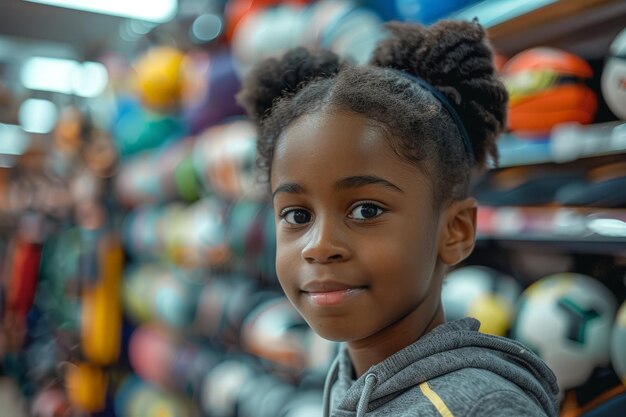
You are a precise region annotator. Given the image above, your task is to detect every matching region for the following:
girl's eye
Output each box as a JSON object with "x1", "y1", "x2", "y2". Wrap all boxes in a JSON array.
[
  {"x1": 349, "y1": 203, "x2": 384, "y2": 221},
  {"x1": 281, "y1": 209, "x2": 312, "y2": 225}
]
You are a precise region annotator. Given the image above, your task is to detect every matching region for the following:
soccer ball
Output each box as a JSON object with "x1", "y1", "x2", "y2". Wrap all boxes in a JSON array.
[
  {"x1": 199, "y1": 357, "x2": 259, "y2": 417},
  {"x1": 611, "y1": 301, "x2": 626, "y2": 386},
  {"x1": 442, "y1": 265, "x2": 522, "y2": 336},
  {"x1": 511, "y1": 273, "x2": 617, "y2": 392},
  {"x1": 192, "y1": 120, "x2": 262, "y2": 202},
  {"x1": 241, "y1": 296, "x2": 312, "y2": 373},
  {"x1": 601, "y1": 28, "x2": 626, "y2": 120}
]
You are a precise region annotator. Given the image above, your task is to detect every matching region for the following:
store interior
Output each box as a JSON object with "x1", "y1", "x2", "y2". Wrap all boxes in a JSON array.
[{"x1": 0, "y1": 0, "x2": 625, "y2": 416}]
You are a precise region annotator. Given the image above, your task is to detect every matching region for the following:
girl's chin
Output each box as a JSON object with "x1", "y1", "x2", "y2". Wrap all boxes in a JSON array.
[{"x1": 305, "y1": 323, "x2": 365, "y2": 343}]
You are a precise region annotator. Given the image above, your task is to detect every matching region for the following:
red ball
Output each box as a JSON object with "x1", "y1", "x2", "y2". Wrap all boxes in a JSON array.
[
  {"x1": 224, "y1": 0, "x2": 311, "y2": 41},
  {"x1": 128, "y1": 326, "x2": 176, "y2": 386}
]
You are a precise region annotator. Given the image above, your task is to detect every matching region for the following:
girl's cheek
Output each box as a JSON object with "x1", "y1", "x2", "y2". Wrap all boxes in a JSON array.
[{"x1": 275, "y1": 249, "x2": 294, "y2": 283}]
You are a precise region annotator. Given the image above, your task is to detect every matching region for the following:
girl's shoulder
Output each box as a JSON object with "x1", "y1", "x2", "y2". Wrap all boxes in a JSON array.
[{"x1": 403, "y1": 368, "x2": 551, "y2": 417}]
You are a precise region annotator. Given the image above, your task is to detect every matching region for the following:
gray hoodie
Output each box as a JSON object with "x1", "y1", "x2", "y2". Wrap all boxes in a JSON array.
[{"x1": 322, "y1": 318, "x2": 559, "y2": 417}]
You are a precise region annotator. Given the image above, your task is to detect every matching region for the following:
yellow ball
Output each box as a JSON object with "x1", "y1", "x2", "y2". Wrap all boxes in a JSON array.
[
  {"x1": 468, "y1": 294, "x2": 514, "y2": 336},
  {"x1": 442, "y1": 266, "x2": 522, "y2": 336},
  {"x1": 134, "y1": 46, "x2": 186, "y2": 112},
  {"x1": 66, "y1": 363, "x2": 108, "y2": 412}
]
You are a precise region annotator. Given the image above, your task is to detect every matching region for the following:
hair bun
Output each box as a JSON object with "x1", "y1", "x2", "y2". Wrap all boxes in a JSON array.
[
  {"x1": 371, "y1": 20, "x2": 508, "y2": 166},
  {"x1": 237, "y1": 47, "x2": 344, "y2": 122}
]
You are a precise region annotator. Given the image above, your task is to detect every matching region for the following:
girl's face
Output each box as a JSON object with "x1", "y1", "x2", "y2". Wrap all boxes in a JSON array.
[{"x1": 270, "y1": 110, "x2": 450, "y2": 349}]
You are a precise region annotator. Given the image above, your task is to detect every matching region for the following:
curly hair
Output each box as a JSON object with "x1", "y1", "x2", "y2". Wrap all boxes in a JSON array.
[{"x1": 236, "y1": 19, "x2": 508, "y2": 205}]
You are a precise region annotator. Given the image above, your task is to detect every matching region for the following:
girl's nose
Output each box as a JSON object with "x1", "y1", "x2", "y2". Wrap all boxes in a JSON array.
[{"x1": 301, "y1": 217, "x2": 351, "y2": 264}]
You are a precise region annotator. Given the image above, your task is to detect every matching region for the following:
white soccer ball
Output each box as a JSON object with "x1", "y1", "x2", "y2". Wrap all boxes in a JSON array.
[
  {"x1": 610, "y1": 301, "x2": 626, "y2": 386},
  {"x1": 601, "y1": 28, "x2": 626, "y2": 120},
  {"x1": 511, "y1": 273, "x2": 617, "y2": 393}
]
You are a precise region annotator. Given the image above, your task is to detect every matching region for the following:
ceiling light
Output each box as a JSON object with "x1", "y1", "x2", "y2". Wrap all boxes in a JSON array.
[
  {"x1": 20, "y1": 56, "x2": 108, "y2": 97},
  {"x1": 72, "y1": 61, "x2": 109, "y2": 97},
  {"x1": 0, "y1": 124, "x2": 30, "y2": 155},
  {"x1": 24, "y1": 0, "x2": 178, "y2": 23},
  {"x1": 190, "y1": 14, "x2": 223, "y2": 43},
  {"x1": 19, "y1": 99, "x2": 59, "y2": 134}
]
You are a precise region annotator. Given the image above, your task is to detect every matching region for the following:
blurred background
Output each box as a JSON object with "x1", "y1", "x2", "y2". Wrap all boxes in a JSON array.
[{"x1": 0, "y1": 0, "x2": 625, "y2": 416}]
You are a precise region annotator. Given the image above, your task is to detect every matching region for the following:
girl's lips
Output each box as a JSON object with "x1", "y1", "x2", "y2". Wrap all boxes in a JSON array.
[
  {"x1": 301, "y1": 280, "x2": 365, "y2": 293},
  {"x1": 305, "y1": 287, "x2": 366, "y2": 306}
]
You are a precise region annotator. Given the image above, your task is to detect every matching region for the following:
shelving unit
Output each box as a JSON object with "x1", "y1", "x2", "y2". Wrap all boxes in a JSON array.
[
  {"x1": 476, "y1": 206, "x2": 626, "y2": 255},
  {"x1": 496, "y1": 121, "x2": 626, "y2": 167},
  {"x1": 451, "y1": 0, "x2": 626, "y2": 267},
  {"x1": 454, "y1": 0, "x2": 626, "y2": 57}
]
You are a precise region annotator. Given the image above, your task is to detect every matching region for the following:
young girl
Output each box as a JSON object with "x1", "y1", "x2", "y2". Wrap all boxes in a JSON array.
[{"x1": 237, "y1": 19, "x2": 559, "y2": 417}]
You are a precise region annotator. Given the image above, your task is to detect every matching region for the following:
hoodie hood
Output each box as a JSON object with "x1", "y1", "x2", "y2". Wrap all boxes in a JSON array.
[{"x1": 322, "y1": 318, "x2": 559, "y2": 417}]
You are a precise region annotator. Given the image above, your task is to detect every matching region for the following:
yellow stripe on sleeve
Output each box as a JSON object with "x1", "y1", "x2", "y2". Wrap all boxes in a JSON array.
[{"x1": 419, "y1": 382, "x2": 455, "y2": 417}]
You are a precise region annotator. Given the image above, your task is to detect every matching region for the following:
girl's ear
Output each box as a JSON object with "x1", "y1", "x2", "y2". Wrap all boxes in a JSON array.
[{"x1": 438, "y1": 198, "x2": 477, "y2": 266}]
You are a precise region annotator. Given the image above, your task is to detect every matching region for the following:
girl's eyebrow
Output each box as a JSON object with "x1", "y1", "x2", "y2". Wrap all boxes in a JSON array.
[
  {"x1": 272, "y1": 175, "x2": 404, "y2": 200},
  {"x1": 336, "y1": 175, "x2": 404, "y2": 193},
  {"x1": 272, "y1": 182, "x2": 306, "y2": 200}
]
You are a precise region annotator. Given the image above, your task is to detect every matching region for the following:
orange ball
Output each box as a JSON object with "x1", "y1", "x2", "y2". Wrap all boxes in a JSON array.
[
  {"x1": 493, "y1": 52, "x2": 508, "y2": 74},
  {"x1": 503, "y1": 47, "x2": 597, "y2": 136}
]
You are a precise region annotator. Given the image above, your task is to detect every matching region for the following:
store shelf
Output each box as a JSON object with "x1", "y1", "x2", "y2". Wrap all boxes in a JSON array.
[
  {"x1": 477, "y1": 233, "x2": 626, "y2": 255},
  {"x1": 476, "y1": 205, "x2": 626, "y2": 254},
  {"x1": 458, "y1": 0, "x2": 626, "y2": 55},
  {"x1": 485, "y1": 0, "x2": 620, "y2": 36},
  {"x1": 496, "y1": 121, "x2": 626, "y2": 168},
  {"x1": 452, "y1": 0, "x2": 559, "y2": 28},
  {"x1": 452, "y1": 0, "x2": 626, "y2": 56}
]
